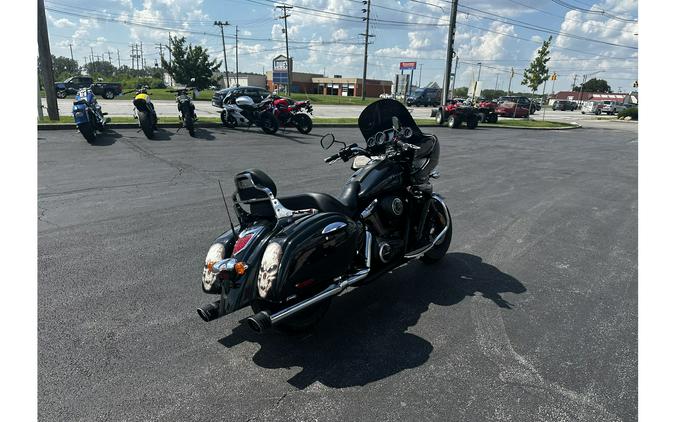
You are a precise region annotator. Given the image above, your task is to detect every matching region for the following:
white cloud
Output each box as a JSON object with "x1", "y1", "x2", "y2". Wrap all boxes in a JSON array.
[{"x1": 50, "y1": 17, "x2": 75, "y2": 28}]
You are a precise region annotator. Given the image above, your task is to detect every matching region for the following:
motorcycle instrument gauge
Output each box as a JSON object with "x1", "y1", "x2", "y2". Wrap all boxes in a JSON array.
[
  {"x1": 375, "y1": 131, "x2": 386, "y2": 146},
  {"x1": 367, "y1": 136, "x2": 376, "y2": 148},
  {"x1": 401, "y1": 127, "x2": 413, "y2": 139}
]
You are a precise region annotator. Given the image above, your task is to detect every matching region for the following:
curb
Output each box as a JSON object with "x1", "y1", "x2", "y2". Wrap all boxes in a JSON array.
[{"x1": 37, "y1": 122, "x2": 578, "y2": 131}]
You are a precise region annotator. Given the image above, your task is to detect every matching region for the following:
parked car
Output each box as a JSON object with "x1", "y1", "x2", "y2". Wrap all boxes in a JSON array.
[
  {"x1": 551, "y1": 100, "x2": 578, "y2": 111},
  {"x1": 581, "y1": 101, "x2": 603, "y2": 115},
  {"x1": 406, "y1": 87, "x2": 441, "y2": 107},
  {"x1": 599, "y1": 101, "x2": 627, "y2": 115},
  {"x1": 497, "y1": 96, "x2": 538, "y2": 114},
  {"x1": 495, "y1": 101, "x2": 530, "y2": 118},
  {"x1": 54, "y1": 76, "x2": 123, "y2": 99},
  {"x1": 211, "y1": 86, "x2": 271, "y2": 108}
]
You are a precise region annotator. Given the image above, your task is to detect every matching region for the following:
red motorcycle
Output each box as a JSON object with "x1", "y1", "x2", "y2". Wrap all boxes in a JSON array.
[{"x1": 270, "y1": 96, "x2": 314, "y2": 134}]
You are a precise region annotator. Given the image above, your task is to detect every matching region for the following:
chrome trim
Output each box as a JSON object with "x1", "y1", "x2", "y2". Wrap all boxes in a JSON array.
[
  {"x1": 240, "y1": 173, "x2": 295, "y2": 219},
  {"x1": 266, "y1": 231, "x2": 372, "y2": 326},
  {"x1": 403, "y1": 194, "x2": 450, "y2": 259},
  {"x1": 322, "y1": 221, "x2": 348, "y2": 235},
  {"x1": 360, "y1": 199, "x2": 378, "y2": 220},
  {"x1": 211, "y1": 257, "x2": 238, "y2": 274}
]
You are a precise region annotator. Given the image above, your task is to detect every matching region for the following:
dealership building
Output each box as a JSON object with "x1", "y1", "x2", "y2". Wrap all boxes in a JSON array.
[{"x1": 264, "y1": 71, "x2": 393, "y2": 97}]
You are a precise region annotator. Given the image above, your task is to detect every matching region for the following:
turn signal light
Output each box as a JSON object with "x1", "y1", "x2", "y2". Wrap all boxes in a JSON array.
[
  {"x1": 206, "y1": 261, "x2": 216, "y2": 273},
  {"x1": 234, "y1": 261, "x2": 247, "y2": 276}
]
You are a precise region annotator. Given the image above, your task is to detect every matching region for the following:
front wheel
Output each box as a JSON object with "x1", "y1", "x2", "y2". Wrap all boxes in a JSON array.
[
  {"x1": 448, "y1": 115, "x2": 461, "y2": 128},
  {"x1": 420, "y1": 197, "x2": 452, "y2": 265},
  {"x1": 77, "y1": 121, "x2": 96, "y2": 142},
  {"x1": 259, "y1": 112, "x2": 279, "y2": 134},
  {"x1": 221, "y1": 110, "x2": 236, "y2": 128},
  {"x1": 293, "y1": 113, "x2": 313, "y2": 134},
  {"x1": 466, "y1": 116, "x2": 478, "y2": 129},
  {"x1": 56, "y1": 90, "x2": 66, "y2": 99}
]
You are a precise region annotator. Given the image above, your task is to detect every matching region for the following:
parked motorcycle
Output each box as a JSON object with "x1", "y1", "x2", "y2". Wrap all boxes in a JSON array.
[
  {"x1": 270, "y1": 95, "x2": 313, "y2": 134},
  {"x1": 170, "y1": 79, "x2": 197, "y2": 137},
  {"x1": 220, "y1": 92, "x2": 279, "y2": 134},
  {"x1": 197, "y1": 99, "x2": 452, "y2": 333},
  {"x1": 130, "y1": 86, "x2": 158, "y2": 139},
  {"x1": 72, "y1": 87, "x2": 109, "y2": 142}
]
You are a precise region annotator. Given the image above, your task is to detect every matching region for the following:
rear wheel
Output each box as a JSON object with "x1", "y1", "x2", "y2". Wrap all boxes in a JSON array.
[
  {"x1": 477, "y1": 112, "x2": 486, "y2": 123},
  {"x1": 103, "y1": 90, "x2": 115, "y2": 99},
  {"x1": 435, "y1": 109, "x2": 445, "y2": 125},
  {"x1": 251, "y1": 297, "x2": 332, "y2": 334},
  {"x1": 448, "y1": 115, "x2": 461, "y2": 128},
  {"x1": 56, "y1": 90, "x2": 67, "y2": 99},
  {"x1": 259, "y1": 112, "x2": 279, "y2": 134},
  {"x1": 488, "y1": 113, "x2": 498, "y2": 123},
  {"x1": 138, "y1": 111, "x2": 155, "y2": 139},
  {"x1": 293, "y1": 113, "x2": 313, "y2": 134},
  {"x1": 78, "y1": 121, "x2": 96, "y2": 143},
  {"x1": 467, "y1": 115, "x2": 478, "y2": 129},
  {"x1": 185, "y1": 116, "x2": 195, "y2": 137}
]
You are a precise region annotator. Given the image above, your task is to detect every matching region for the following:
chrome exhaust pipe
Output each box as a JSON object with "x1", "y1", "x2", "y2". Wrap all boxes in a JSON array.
[
  {"x1": 246, "y1": 232, "x2": 372, "y2": 332},
  {"x1": 197, "y1": 300, "x2": 223, "y2": 322},
  {"x1": 404, "y1": 195, "x2": 451, "y2": 259}
]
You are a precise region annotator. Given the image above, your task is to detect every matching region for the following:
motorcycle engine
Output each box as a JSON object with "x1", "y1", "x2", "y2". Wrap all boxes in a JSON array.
[{"x1": 364, "y1": 194, "x2": 406, "y2": 264}]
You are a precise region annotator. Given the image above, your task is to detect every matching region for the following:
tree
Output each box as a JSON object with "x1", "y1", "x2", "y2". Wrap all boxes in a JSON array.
[
  {"x1": 453, "y1": 86, "x2": 469, "y2": 97},
  {"x1": 85, "y1": 60, "x2": 116, "y2": 78},
  {"x1": 161, "y1": 36, "x2": 221, "y2": 89},
  {"x1": 51, "y1": 55, "x2": 79, "y2": 80},
  {"x1": 573, "y1": 78, "x2": 611, "y2": 93},
  {"x1": 521, "y1": 36, "x2": 552, "y2": 95}
]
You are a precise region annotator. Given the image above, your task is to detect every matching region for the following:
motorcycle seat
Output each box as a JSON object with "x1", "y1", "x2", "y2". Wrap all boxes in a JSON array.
[{"x1": 279, "y1": 190, "x2": 357, "y2": 218}]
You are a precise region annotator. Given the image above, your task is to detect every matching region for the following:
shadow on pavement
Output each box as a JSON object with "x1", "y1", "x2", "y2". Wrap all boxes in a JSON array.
[
  {"x1": 194, "y1": 127, "x2": 216, "y2": 140},
  {"x1": 87, "y1": 129, "x2": 122, "y2": 146},
  {"x1": 218, "y1": 252, "x2": 526, "y2": 389}
]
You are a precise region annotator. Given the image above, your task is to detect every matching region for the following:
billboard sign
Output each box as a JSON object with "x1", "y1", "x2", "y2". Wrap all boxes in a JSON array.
[
  {"x1": 272, "y1": 55, "x2": 292, "y2": 84},
  {"x1": 399, "y1": 61, "x2": 417, "y2": 70}
]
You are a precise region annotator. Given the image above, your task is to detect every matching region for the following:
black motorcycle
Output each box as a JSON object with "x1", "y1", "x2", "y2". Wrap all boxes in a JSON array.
[
  {"x1": 170, "y1": 81, "x2": 197, "y2": 137},
  {"x1": 198, "y1": 99, "x2": 452, "y2": 333}
]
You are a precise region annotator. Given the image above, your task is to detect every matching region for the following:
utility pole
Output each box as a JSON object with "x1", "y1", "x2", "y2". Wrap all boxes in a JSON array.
[
  {"x1": 441, "y1": 0, "x2": 459, "y2": 105},
  {"x1": 117, "y1": 49, "x2": 121, "y2": 68},
  {"x1": 90, "y1": 47, "x2": 95, "y2": 74},
  {"x1": 578, "y1": 74, "x2": 587, "y2": 105},
  {"x1": 213, "y1": 21, "x2": 231, "y2": 88},
  {"x1": 450, "y1": 55, "x2": 458, "y2": 99},
  {"x1": 107, "y1": 51, "x2": 112, "y2": 64},
  {"x1": 508, "y1": 67, "x2": 514, "y2": 95},
  {"x1": 572, "y1": 74, "x2": 578, "y2": 91},
  {"x1": 276, "y1": 4, "x2": 293, "y2": 95},
  {"x1": 471, "y1": 62, "x2": 482, "y2": 103},
  {"x1": 140, "y1": 42, "x2": 144, "y2": 69},
  {"x1": 37, "y1": 65, "x2": 43, "y2": 119},
  {"x1": 494, "y1": 74, "x2": 499, "y2": 93},
  {"x1": 418, "y1": 63, "x2": 423, "y2": 87},
  {"x1": 38, "y1": 0, "x2": 59, "y2": 119},
  {"x1": 359, "y1": 0, "x2": 373, "y2": 100},
  {"x1": 235, "y1": 25, "x2": 240, "y2": 86},
  {"x1": 68, "y1": 42, "x2": 74, "y2": 61}
]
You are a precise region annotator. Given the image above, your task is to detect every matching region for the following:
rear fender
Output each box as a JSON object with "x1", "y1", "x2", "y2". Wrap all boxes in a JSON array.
[
  {"x1": 257, "y1": 212, "x2": 361, "y2": 303},
  {"x1": 202, "y1": 221, "x2": 276, "y2": 312}
]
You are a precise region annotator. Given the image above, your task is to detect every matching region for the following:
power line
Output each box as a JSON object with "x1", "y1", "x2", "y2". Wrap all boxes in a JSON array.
[{"x1": 549, "y1": 0, "x2": 637, "y2": 23}]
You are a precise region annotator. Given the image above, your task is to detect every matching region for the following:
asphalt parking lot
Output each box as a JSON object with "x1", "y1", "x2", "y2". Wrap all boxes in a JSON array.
[{"x1": 38, "y1": 123, "x2": 637, "y2": 421}]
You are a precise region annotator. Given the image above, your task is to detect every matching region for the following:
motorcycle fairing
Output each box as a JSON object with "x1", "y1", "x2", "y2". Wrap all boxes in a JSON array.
[
  {"x1": 72, "y1": 103, "x2": 90, "y2": 125},
  {"x1": 358, "y1": 98, "x2": 422, "y2": 140}
]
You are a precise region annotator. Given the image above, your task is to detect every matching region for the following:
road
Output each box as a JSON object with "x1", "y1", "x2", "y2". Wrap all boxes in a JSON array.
[
  {"x1": 43, "y1": 97, "x2": 599, "y2": 122},
  {"x1": 38, "y1": 124, "x2": 637, "y2": 421}
]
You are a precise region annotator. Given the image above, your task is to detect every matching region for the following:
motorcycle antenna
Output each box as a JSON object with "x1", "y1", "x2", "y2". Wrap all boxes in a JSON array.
[{"x1": 218, "y1": 180, "x2": 238, "y2": 236}]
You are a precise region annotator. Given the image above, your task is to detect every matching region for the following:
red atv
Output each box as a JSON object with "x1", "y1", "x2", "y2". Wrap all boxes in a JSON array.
[
  {"x1": 270, "y1": 96, "x2": 314, "y2": 134},
  {"x1": 476, "y1": 100, "x2": 499, "y2": 123},
  {"x1": 432, "y1": 99, "x2": 479, "y2": 129}
]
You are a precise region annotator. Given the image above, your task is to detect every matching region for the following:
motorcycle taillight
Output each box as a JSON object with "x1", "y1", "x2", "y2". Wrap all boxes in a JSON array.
[{"x1": 232, "y1": 233, "x2": 254, "y2": 256}]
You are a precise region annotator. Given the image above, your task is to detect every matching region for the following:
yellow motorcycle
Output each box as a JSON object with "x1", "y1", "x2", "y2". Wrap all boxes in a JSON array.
[{"x1": 130, "y1": 86, "x2": 158, "y2": 139}]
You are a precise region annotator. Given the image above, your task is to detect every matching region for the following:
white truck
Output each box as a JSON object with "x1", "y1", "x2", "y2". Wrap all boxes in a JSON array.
[
  {"x1": 599, "y1": 101, "x2": 628, "y2": 115},
  {"x1": 581, "y1": 101, "x2": 603, "y2": 115}
]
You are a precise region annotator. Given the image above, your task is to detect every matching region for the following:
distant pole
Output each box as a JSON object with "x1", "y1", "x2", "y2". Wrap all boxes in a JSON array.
[
  {"x1": 90, "y1": 47, "x2": 95, "y2": 73},
  {"x1": 68, "y1": 42, "x2": 74, "y2": 61},
  {"x1": 441, "y1": 0, "x2": 458, "y2": 105},
  {"x1": 38, "y1": 0, "x2": 59, "y2": 119},
  {"x1": 359, "y1": 0, "x2": 372, "y2": 100},
  {"x1": 494, "y1": 74, "x2": 499, "y2": 93},
  {"x1": 235, "y1": 25, "x2": 239, "y2": 86},
  {"x1": 117, "y1": 49, "x2": 121, "y2": 68},
  {"x1": 507, "y1": 67, "x2": 514, "y2": 95},
  {"x1": 541, "y1": 79, "x2": 548, "y2": 121},
  {"x1": 418, "y1": 63, "x2": 423, "y2": 86},
  {"x1": 213, "y1": 21, "x2": 231, "y2": 88},
  {"x1": 37, "y1": 66, "x2": 43, "y2": 119},
  {"x1": 579, "y1": 74, "x2": 587, "y2": 106},
  {"x1": 450, "y1": 55, "x2": 458, "y2": 99},
  {"x1": 276, "y1": 4, "x2": 293, "y2": 95},
  {"x1": 108, "y1": 51, "x2": 112, "y2": 64},
  {"x1": 472, "y1": 62, "x2": 482, "y2": 103},
  {"x1": 140, "y1": 42, "x2": 144, "y2": 69}
]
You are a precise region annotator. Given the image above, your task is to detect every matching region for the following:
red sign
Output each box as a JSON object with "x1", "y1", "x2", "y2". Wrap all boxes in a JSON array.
[{"x1": 399, "y1": 61, "x2": 417, "y2": 70}]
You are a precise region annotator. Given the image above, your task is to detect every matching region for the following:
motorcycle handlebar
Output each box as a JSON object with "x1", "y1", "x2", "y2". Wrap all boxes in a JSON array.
[{"x1": 324, "y1": 152, "x2": 340, "y2": 163}]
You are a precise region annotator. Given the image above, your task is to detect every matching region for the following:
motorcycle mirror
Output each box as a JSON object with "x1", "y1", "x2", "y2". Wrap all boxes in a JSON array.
[
  {"x1": 392, "y1": 116, "x2": 400, "y2": 131},
  {"x1": 320, "y1": 133, "x2": 335, "y2": 150},
  {"x1": 190, "y1": 78, "x2": 196, "y2": 82}
]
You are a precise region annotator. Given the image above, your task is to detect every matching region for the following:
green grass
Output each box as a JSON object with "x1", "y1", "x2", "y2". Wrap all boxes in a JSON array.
[
  {"x1": 38, "y1": 116, "x2": 223, "y2": 124},
  {"x1": 484, "y1": 119, "x2": 575, "y2": 128}
]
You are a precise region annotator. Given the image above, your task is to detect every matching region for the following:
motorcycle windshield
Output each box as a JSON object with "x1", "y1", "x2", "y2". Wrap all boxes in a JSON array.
[{"x1": 358, "y1": 99, "x2": 422, "y2": 140}]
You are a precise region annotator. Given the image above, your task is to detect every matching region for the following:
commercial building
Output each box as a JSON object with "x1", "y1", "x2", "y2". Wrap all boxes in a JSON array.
[
  {"x1": 213, "y1": 72, "x2": 267, "y2": 89},
  {"x1": 548, "y1": 91, "x2": 638, "y2": 106},
  {"x1": 265, "y1": 71, "x2": 393, "y2": 98}
]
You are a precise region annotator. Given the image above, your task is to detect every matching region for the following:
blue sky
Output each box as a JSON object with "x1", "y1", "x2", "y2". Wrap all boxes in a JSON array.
[{"x1": 44, "y1": 0, "x2": 638, "y2": 93}]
